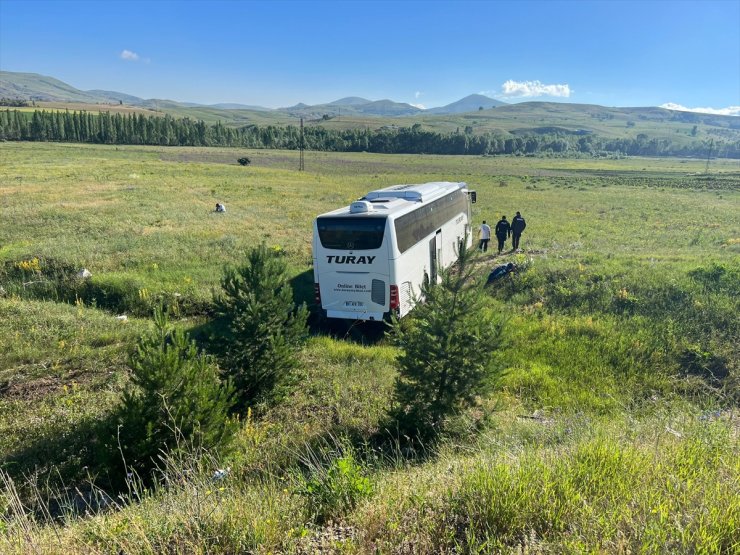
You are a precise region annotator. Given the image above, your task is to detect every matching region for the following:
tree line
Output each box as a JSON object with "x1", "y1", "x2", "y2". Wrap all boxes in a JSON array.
[
  {"x1": 1, "y1": 108, "x2": 738, "y2": 158},
  {"x1": 0, "y1": 97, "x2": 30, "y2": 107}
]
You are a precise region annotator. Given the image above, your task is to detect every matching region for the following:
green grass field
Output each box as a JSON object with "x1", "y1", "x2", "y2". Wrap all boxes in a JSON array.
[{"x1": 1, "y1": 142, "x2": 738, "y2": 553}]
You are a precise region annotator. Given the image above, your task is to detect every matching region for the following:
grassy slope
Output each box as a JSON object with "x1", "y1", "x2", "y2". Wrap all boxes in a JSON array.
[
  {"x1": 0, "y1": 142, "x2": 738, "y2": 552},
  {"x1": 0, "y1": 72, "x2": 101, "y2": 103},
  {"x1": 14, "y1": 102, "x2": 160, "y2": 116}
]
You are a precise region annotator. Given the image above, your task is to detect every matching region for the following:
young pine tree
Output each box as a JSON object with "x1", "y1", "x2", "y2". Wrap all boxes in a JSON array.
[
  {"x1": 216, "y1": 243, "x2": 308, "y2": 410},
  {"x1": 391, "y1": 237, "x2": 505, "y2": 439},
  {"x1": 106, "y1": 308, "x2": 236, "y2": 483}
]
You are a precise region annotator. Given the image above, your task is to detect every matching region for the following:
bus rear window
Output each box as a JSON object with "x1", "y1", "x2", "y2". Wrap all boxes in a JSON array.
[{"x1": 317, "y1": 217, "x2": 386, "y2": 250}]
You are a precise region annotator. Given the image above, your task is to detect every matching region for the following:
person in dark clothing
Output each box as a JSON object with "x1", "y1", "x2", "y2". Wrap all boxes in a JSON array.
[
  {"x1": 486, "y1": 262, "x2": 516, "y2": 285},
  {"x1": 495, "y1": 216, "x2": 510, "y2": 254},
  {"x1": 511, "y1": 211, "x2": 526, "y2": 250}
]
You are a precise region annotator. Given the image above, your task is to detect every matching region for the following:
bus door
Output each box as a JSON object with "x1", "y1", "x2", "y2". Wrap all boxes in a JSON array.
[
  {"x1": 436, "y1": 229, "x2": 442, "y2": 273},
  {"x1": 429, "y1": 229, "x2": 441, "y2": 283}
]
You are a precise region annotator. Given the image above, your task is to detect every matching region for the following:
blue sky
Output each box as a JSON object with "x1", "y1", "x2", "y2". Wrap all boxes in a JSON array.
[{"x1": 1, "y1": 0, "x2": 738, "y2": 113}]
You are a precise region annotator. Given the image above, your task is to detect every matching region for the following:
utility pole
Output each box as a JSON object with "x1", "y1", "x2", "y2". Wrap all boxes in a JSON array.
[
  {"x1": 705, "y1": 138, "x2": 713, "y2": 174},
  {"x1": 299, "y1": 117, "x2": 305, "y2": 171}
]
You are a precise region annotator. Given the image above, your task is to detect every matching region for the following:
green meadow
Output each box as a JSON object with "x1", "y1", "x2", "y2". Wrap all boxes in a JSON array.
[{"x1": 0, "y1": 142, "x2": 738, "y2": 553}]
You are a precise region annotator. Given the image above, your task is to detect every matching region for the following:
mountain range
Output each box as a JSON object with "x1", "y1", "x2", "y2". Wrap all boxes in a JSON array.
[{"x1": 0, "y1": 71, "x2": 505, "y2": 117}]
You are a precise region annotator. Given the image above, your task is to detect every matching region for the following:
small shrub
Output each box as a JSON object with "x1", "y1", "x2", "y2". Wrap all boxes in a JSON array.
[
  {"x1": 688, "y1": 262, "x2": 739, "y2": 293},
  {"x1": 296, "y1": 449, "x2": 372, "y2": 524},
  {"x1": 678, "y1": 345, "x2": 729, "y2": 381},
  {"x1": 391, "y1": 237, "x2": 505, "y2": 440},
  {"x1": 102, "y1": 308, "x2": 236, "y2": 485},
  {"x1": 237, "y1": 157, "x2": 251, "y2": 166},
  {"x1": 215, "y1": 243, "x2": 308, "y2": 410},
  {"x1": 612, "y1": 286, "x2": 639, "y2": 313}
]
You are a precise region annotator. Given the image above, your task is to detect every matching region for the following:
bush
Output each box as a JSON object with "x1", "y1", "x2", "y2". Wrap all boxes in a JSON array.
[
  {"x1": 391, "y1": 237, "x2": 505, "y2": 440},
  {"x1": 295, "y1": 447, "x2": 373, "y2": 524},
  {"x1": 103, "y1": 308, "x2": 236, "y2": 485},
  {"x1": 688, "y1": 262, "x2": 739, "y2": 293},
  {"x1": 215, "y1": 243, "x2": 308, "y2": 410},
  {"x1": 237, "y1": 157, "x2": 251, "y2": 166}
]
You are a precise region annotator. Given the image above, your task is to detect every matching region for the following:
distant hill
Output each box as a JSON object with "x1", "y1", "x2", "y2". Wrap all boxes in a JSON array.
[
  {"x1": 86, "y1": 89, "x2": 145, "y2": 105},
  {"x1": 485, "y1": 101, "x2": 740, "y2": 133},
  {"x1": 357, "y1": 99, "x2": 421, "y2": 116},
  {"x1": 283, "y1": 102, "x2": 311, "y2": 110},
  {"x1": 138, "y1": 99, "x2": 197, "y2": 110},
  {"x1": 208, "y1": 103, "x2": 272, "y2": 111},
  {"x1": 328, "y1": 97, "x2": 372, "y2": 106},
  {"x1": 0, "y1": 71, "x2": 102, "y2": 103},
  {"x1": 426, "y1": 94, "x2": 506, "y2": 114},
  {"x1": 0, "y1": 71, "x2": 273, "y2": 112},
  {"x1": 282, "y1": 98, "x2": 422, "y2": 117}
]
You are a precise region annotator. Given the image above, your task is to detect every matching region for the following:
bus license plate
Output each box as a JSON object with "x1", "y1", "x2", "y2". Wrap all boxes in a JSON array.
[{"x1": 345, "y1": 301, "x2": 364, "y2": 307}]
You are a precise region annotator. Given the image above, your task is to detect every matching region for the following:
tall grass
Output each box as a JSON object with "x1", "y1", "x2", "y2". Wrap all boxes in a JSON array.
[
  {"x1": 354, "y1": 417, "x2": 739, "y2": 553},
  {"x1": 1, "y1": 448, "x2": 305, "y2": 554}
]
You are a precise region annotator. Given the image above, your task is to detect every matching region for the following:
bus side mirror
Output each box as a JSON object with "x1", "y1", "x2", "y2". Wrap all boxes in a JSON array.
[{"x1": 469, "y1": 191, "x2": 477, "y2": 204}]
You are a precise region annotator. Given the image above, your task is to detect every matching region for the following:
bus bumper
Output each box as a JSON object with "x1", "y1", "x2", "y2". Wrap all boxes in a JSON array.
[{"x1": 327, "y1": 309, "x2": 386, "y2": 321}]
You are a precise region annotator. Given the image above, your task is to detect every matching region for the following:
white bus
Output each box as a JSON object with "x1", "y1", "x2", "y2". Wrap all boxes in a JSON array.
[{"x1": 312, "y1": 181, "x2": 476, "y2": 321}]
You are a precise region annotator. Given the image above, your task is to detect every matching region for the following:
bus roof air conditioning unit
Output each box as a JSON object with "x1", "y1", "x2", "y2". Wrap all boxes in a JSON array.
[{"x1": 350, "y1": 200, "x2": 373, "y2": 214}]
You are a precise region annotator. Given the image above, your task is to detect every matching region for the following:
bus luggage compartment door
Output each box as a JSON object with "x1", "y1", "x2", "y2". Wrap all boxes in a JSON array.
[{"x1": 320, "y1": 271, "x2": 388, "y2": 320}]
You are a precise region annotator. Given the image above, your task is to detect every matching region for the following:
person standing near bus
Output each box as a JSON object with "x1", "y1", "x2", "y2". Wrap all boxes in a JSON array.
[
  {"x1": 478, "y1": 220, "x2": 491, "y2": 252},
  {"x1": 495, "y1": 215, "x2": 510, "y2": 254},
  {"x1": 511, "y1": 211, "x2": 526, "y2": 250}
]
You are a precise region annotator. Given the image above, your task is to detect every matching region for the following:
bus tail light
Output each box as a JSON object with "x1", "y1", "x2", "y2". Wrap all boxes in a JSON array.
[
  {"x1": 389, "y1": 285, "x2": 399, "y2": 310},
  {"x1": 314, "y1": 283, "x2": 321, "y2": 305}
]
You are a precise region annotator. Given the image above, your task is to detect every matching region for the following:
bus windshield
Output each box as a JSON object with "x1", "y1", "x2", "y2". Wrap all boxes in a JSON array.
[{"x1": 317, "y1": 217, "x2": 386, "y2": 250}]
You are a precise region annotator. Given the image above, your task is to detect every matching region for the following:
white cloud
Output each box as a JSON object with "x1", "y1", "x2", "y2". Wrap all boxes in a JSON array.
[
  {"x1": 120, "y1": 49, "x2": 140, "y2": 62},
  {"x1": 414, "y1": 91, "x2": 423, "y2": 99},
  {"x1": 499, "y1": 79, "x2": 572, "y2": 98},
  {"x1": 410, "y1": 103, "x2": 426, "y2": 110},
  {"x1": 659, "y1": 102, "x2": 740, "y2": 116}
]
